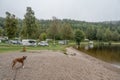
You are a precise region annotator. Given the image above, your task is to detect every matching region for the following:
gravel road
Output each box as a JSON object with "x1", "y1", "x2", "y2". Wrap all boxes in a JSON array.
[{"x1": 0, "y1": 48, "x2": 120, "y2": 80}]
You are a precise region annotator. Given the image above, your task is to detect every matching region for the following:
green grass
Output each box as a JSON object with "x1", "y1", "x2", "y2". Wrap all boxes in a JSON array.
[
  {"x1": 26, "y1": 45, "x2": 67, "y2": 51},
  {"x1": 0, "y1": 44, "x2": 22, "y2": 53},
  {"x1": 0, "y1": 42, "x2": 75, "y2": 53},
  {"x1": 0, "y1": 46, "x2": 22, "y2": 53}
]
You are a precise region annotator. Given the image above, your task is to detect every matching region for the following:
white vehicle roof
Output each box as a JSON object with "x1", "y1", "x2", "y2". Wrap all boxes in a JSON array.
[{"x1": 22, "y1": 39, "x2": 36, "y2": 41}]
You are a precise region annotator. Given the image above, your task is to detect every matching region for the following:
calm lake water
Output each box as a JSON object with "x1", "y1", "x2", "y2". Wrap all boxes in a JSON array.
[{"x1": 77, "y1": 44, "x2": 120, "y2": 67}]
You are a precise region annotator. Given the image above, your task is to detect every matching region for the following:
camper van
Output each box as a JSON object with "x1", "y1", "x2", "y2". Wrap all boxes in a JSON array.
[{"x1": 22, "y1": 39, "x2": 36, "y2": 46}]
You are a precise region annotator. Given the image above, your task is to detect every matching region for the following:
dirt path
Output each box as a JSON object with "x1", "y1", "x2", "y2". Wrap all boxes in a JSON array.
[{"x1": 0, "y1": 48, "x2": 120, "y2": 80}]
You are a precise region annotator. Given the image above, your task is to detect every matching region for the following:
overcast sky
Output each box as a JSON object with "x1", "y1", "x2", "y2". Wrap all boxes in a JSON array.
[{"x1": 0, "y1": 0, "x2": 120, "y2": 22}]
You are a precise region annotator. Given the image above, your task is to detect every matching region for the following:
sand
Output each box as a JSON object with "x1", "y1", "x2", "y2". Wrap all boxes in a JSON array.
[{"x1": 0, "y1": 47, "x2": 120, "y2": 80}]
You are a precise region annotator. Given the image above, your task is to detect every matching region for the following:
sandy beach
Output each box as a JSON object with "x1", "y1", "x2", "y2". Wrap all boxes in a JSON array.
[{"x1": 0, "y1": 47, "x2": 120, "y2": 80}]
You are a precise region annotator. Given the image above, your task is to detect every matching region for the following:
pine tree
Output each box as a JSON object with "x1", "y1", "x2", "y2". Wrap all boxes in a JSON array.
[{"x1": 5, "y1": 12, "x2": 18, "y2": 39}]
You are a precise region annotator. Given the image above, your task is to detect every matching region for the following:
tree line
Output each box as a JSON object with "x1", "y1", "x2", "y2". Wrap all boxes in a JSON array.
[{"x1": 0, "y1": 7, "x2": 120, "y2": 43}]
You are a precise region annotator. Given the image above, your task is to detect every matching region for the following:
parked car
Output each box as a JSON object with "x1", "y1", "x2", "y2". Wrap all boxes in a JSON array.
[
  {"x1": 58, "y1": 40, "x2": 69, "y2": 45},
  {"x1": 58, "y1": 40, "x2": 64, "y2": 45},
  {"x1": 22, "y1": 39, "x2": 36, "y2": 46},
  {"x1": 38, "y1": 41, "x2": 48, "y2": 46},
  {"x1": 10, "y1": 40, "x2": 22, "y2": 44}
]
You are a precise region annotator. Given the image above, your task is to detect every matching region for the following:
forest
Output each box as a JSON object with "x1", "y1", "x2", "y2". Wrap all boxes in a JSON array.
[{"x1": 0, "y1": 7, "x2": 120, "y2": 42}]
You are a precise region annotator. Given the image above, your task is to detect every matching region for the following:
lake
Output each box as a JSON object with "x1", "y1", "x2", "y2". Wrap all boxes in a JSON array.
[{"x1": 77, "y1": 44, "x2": 120, "y2": 67}]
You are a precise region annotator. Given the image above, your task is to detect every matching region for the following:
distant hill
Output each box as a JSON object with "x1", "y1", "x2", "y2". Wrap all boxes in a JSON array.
[{"x1": 0, "y1": 17, "x2": 120, "y2": 29}]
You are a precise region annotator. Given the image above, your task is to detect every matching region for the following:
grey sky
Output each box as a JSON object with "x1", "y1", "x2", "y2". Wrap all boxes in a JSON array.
[{"x1": 0, "y1": 0, "x2": 120, "y2": 22}]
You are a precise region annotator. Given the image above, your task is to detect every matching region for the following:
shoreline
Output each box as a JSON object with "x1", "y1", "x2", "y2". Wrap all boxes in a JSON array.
[
  {"x1": 113, "y1": 64, "x2": 120, "y2": 69},
  {"x1": 66, "y1": 47, "x2": 120, "y2": 73}
]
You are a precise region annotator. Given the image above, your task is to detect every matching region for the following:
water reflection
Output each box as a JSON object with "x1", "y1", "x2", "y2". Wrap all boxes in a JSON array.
[
  {"x1": 85, "y1": 41, "x2": 94, "y2": 50},
  {"x1": 78, "y1": 44, "x2": 120, "y2": 65},
  {"x1": 85, "y1": 44, "x2": 94, "y2": 50}
]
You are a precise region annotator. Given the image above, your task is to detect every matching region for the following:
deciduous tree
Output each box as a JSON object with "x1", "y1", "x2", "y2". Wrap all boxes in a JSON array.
[
  {"x1": 22, "y1": 7, "x2": 38, "y2": 39},
  {"x1": 74, "y1": 29, "x2": 85, "y2": 48},
  {"x1": 47, "y1": 17, "x2": 59, "y2": 44},
  {"x1": 61, "y1": 22, "x2": 73, "y2": 41}
]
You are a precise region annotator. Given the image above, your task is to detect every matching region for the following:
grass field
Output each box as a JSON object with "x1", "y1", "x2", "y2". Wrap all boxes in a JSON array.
[{"x1": 0, "y1": 42, "x2": 75, "y2": 53}]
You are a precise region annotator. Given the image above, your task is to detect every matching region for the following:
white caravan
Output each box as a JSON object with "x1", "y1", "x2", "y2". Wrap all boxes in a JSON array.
[{"x1": 22, "y1": 39, "x2": 36, "y2": 46}]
